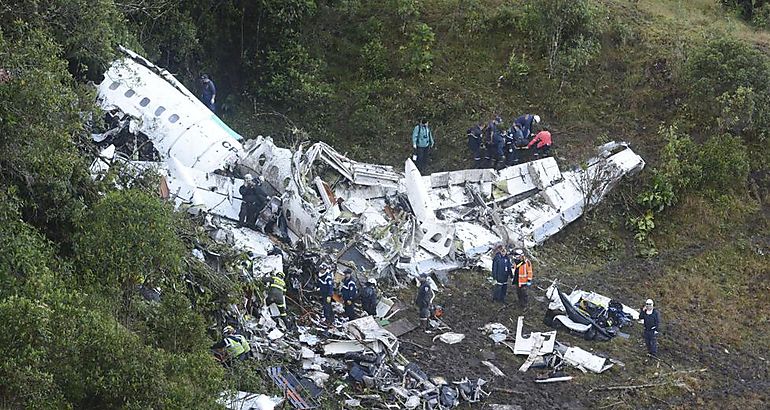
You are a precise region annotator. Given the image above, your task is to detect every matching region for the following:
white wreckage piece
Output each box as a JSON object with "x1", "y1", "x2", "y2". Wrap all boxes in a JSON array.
[
  {"x1": 92, "y1": 47, "x2": 646, "y2": 279},
  {"x1": 545, "y1": 282, "x2": 640, "y2": 334}
]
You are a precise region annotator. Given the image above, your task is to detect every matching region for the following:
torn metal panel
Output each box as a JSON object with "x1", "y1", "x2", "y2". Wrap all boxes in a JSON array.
[
  {"x1": 220, "y1": 391, "x2": 282, "y2": 410},
  {"x1": 418, "y1": 221, "x2": 456, "y2": 257},
  {"x1": 383, "y1": 318, "x2": 418, "y2": 337},
  {"x1": 552, "y1": 315, "x2": 592, "y2": 333},
  {"x1": 323, "y1": 340, "x2": 369, "y2": 356},
  {"x1": 513, "y1": 317, "x2": 556, "y2": 356},
  {"x1": 344, "y1": 316, "x2": 399, "y2": 355},
  {"x1": 527, "y1": 157, "x2": 562, "y2": 190},
  {"x1": 562, "y1": 346, "x2": 613, "y2": 373},
  {"x1": 375, "y1": 298, "x2": 394, "y2": 318},
  {"x1": 404, "y1": 159, "x2": 434, "y2": 223}
]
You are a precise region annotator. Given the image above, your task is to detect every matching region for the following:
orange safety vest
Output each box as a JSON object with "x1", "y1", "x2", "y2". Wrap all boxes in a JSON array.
[{"x1": 514, "y1": 258, "x2": 533, "y2": 287}]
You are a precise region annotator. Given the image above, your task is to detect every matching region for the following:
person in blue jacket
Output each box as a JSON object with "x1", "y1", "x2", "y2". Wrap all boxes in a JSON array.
[
  {"x1": 318, "y1": 265, "x2": 335, "y2": 327},
  {"x1": 505, "y1": 124, "x2": 524, "y2": 165},
  {"x1": 340, "y1": 269, "x2": 358, "y2": 320},
  {"x1": 484, "y1": 120, "x2": 505, "y2": 169},
  {"x1": 467, "y1": 121, "x2": 484, "y2": 168},
  {"x1": 199, "y1": 74, "x2": 217, "y2": 112},
  {"x1": 411, "y1": 119, "x2": 434, "y2": 173},
  {"x1": 491, "y1": 245, "x2": 512, "y2": 303},
  {"x1": 514, "y1": 114, "x2": 540, "y2": 140}
]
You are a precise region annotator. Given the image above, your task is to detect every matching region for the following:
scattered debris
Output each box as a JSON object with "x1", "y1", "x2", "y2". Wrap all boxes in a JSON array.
[
  {"x1": 481, "y1": 361, "x2": 506, "y2": 377},
  {"x1": 481, "y1": 323, "x2": 510, "y2": 344},
  {"x1": 88, "y1": 47, "x2": 648, "y2": 409},
  {"x1": 513, "y1": 316, "x2": 556, "y2": 355},
  {"x1": 267, "y1": 367, "x2": 321, "y2": 409},
  {"x1": 545, "y1": 282, "x2": 638, "y2": 340},
  {"x1": 434, "y1": 332, "x2": 466, "y2": 345},
  {"x1": 384, "y1": 318, "x2": 419, "y2": 337},
  {"x1": 220, "y1": 391, "x2": 283, "y2": 410}
]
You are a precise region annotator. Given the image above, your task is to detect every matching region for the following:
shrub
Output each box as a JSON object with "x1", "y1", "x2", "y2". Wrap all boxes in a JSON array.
[
  {"x1": 698, "y1": 134, "x2": 750, "y2": 195},
  {"x1": 505, "y1": 50, "x2": 530, "y2": 79},
  {"x1": 361, "y1": 37, "x2": 389, "y2": 79},
  {"x1": 684, "y1": 35, "x2": 770, "y2": 126},
  {"x1": 401, "y1": 22, "x2": 435, "y2": 75},
  {"x1": 520, "y1": 0, "x2": 605, "y2": 79}
]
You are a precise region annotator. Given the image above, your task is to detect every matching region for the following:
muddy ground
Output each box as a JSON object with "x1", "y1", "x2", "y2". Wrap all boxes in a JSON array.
[{"x1": 386, "y1": 216, "x2": 770, "y2": 409}]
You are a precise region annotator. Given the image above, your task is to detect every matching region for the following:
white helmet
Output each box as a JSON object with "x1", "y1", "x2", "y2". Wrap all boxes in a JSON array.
[
  {"x1": 243, "y1": 174, "x2": 254, "y2": 182},
  {"x1": 533, "y1": 115, "x2": 541, "y2": 124},
  {"x1": 367, "y1": 278, "x2": 377, "y2": 286},
  {"x1": 645, "y1": 299, "x2": 654, "y2": 307},
  {"x1": 514, "y1": 248, "x2": 524, "y2": 256}
]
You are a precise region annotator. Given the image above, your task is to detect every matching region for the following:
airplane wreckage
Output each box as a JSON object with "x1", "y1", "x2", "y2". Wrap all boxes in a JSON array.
[
  {"x1": 87, "y1": 47, "x2": 648, "y2": 409},
  {"x1": 92, "y1": 47, "x2": 646, "y2": 282}
]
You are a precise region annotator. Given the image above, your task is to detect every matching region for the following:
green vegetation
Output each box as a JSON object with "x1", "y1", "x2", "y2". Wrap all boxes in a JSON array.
[{"x1": 0, "y1": 0, "x2": 768, "y2": 408}]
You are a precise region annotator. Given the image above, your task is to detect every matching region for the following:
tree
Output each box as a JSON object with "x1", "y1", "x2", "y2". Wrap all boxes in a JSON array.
[
  {"x1": 520, "y1": 0, "x2": 604, "y2": 84},
  {"x1": 73, "y1": 190, "x2": 185, "y2": 309}
]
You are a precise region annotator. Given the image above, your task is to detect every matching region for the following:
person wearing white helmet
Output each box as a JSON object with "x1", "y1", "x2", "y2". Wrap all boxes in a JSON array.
[
  {"x1": 639, "y1": 298, "x2": 661, "y2": 357},
  {"x1": 514, "y1": 113, "x2": 541, "y2": 140},
  {"x1": 238, "y1": 173, "x2": 267, "y2": 229},
  {"x1": 361, "y1": 278, "x2": 379, "y2": 316}
]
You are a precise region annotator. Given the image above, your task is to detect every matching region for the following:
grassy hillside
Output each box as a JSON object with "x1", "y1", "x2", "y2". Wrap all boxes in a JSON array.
[{"x1": 0, "y1": 0, "x2": 768, "y2": 408}]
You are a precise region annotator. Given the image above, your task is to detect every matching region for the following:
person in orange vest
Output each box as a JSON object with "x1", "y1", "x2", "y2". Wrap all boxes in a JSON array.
[
  {"x1": 526, "y1": 127, "x2": 552, "y2": 158},
  {"x1": 512, "y1": 248, "x2": 533, "y2": 308}
]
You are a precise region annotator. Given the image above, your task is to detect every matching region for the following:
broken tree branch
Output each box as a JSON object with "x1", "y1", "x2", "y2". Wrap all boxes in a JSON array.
[{"x1": 588, "y1": 381, "x2": 686, "y2": 393}]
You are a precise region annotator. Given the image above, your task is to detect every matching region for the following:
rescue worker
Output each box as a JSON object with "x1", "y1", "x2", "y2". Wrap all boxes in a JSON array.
[
  {"x1": 415, "y1": 273, "x2": 435, "y2": 333},
  {"x1": 340, "y1": 269, "x2": 358, "y2": 320},
  {"x1": 510, "y1": 122, "x2": 529, "y2": 147},
  {"x1": 265, "y1": 268, "x2": 287, "y2": 320},
  {"x1": 514, "y1": 113, "x2": 541, "y2": 140},
  {"x1": 411, "y1": 118, "x2": 434, "y2": 173},
  {"x1": 491, "y1": 245, "x2": 512, "y2": 303},
  {"x1": 639, "y1": 299, "x2": 661, "y2": 357},
  {"x1": 484, "y1": 120, "x2": 505, "y2": 169},
  {"x1": 467, "y1": 121, "x2": 484, "y2": 168},
  {"x1": 199, "y1": 74, "x2": 217, "y2": 112},
  {"x1": 239, "y1": 174, "x2": 267, "y2": 229},
  {"x1": 527, "y1": 127, "x2": 553, "y2": 158},
  {"x1": 505, "y1": 123, "x2": 525, "y2": 165},
  {"x1": 318, "y1": 264, "x2": 335, "y2": 327},
  {"x1": 512, "y1": 249, "x2": 533, "y2": 308},
  {"x1": 361, "y1": 278, "x2": 379, "y2": 316},
  {"x1": 211, "y1": 325, "x2": 251, "y2": 363}
]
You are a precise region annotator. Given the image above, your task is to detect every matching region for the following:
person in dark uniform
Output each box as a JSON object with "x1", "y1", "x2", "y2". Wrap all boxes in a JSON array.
[
  {"x1": 639, "y1": 299, "x2": 662, "y2": 357},
  {"x1": 467, "y1": 121, "x2": 484, "y2": 168},
  {"x1": 491, "y1": 245, "x2": 512, "y2": 303},
  {"x1": 199, "y1": 74, "x2": 217, "y2": 112},
  {"x1": 361, "y1": 278, "x2": 379, "y2": 316},
  {"x1": 340, "y1": 269, "x2": 358, "y2": 320},
  {"x1": 318, "y1": 264, "x2": 335, "y2": 327},
  {"x1": 415, "y1": 273, "x2": 435, "y2": 333},
  {"x1": 238, "y1": 174, "x2": 267, "y2": 229}
]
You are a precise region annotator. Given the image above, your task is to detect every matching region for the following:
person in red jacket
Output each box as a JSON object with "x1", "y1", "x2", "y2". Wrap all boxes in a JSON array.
[{"x1": 527, "y1": 127, "x2": 552, "y2": 158}]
